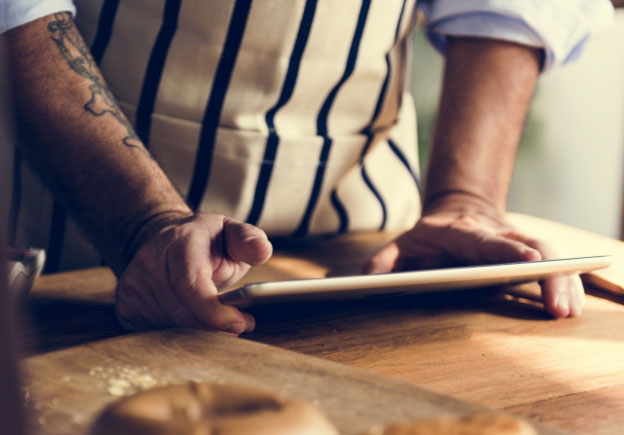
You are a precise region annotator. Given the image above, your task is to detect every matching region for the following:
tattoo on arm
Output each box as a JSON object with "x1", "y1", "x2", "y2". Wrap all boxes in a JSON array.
[{"x1": 47, "y1": 13, "x2": 148, "y2": 155}]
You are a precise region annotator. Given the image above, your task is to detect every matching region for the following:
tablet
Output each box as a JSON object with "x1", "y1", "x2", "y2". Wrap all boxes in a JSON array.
[{"x1": 218, "y1": 255, "x2": 614, "y2": 308}]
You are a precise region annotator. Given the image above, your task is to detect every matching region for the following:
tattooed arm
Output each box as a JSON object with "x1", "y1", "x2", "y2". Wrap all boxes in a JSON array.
[
  {"x1": 46, "y1": 14, "x2": 142, "y2": 152},
  {"x1": 5, "y1": 13, "x2": 269, "y2": 333},
  {"x1": 7, "y1": 13, "x2": 177, "y2": 270}
]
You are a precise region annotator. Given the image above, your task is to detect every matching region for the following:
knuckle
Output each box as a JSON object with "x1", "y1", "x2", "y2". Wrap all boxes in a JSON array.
[
  {"x1": 457, "y1": 214, "x2": 477, "y2": 225},
  {"x1": 448, "y1": 219, "x2": 475, "y2": 232}
]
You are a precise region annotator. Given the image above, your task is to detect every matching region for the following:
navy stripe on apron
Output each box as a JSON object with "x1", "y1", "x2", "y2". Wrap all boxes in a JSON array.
[
  {"x1": 360, "y1": 162, "x2": 387, "y2": 228},
  {"x1": 246, "y1": 0, "x2": 318, "y2": 226},
  {"x1": 135, "y1": 0, "x2": 182, "y2": 147},
  {"x1": 388, "y1": 137, "x2": 421, "y2": 193},
  {"x1": 186, "y1": 0, "x2": 253, "y2": 211},
  {"x1": 293, "y1": 0, "x2": 372, "y2": 237},
  {"x1": 330, "y1": 0, "x2": 408, "y2": 234},
  {"x1": 330, "y1": 190, "x2": 349, "y2": 234},
  {"x1": 8, "y1": 147, "x2": 21, "y2": 246},
  {"x1": 44, "y1": 2, "x2": 123, "y2": 272},
  {"x1": 90, "y1": 0, "x2": 120, "y2": 64}
]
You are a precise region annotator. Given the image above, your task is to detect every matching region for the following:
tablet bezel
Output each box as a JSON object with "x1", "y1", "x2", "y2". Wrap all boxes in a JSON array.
[{"x1": 218, "y1": 255, "x2": 614, "y2": 308}]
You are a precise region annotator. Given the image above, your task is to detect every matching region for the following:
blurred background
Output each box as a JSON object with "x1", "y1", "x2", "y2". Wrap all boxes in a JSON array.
[{"x1": 411, "y1": 9, "x2": 624, "y2": 239}]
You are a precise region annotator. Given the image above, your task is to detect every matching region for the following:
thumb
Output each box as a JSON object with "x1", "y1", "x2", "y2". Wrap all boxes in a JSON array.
[{"x1": 224, "y1": 219, "x2": 273, "y2": 265}]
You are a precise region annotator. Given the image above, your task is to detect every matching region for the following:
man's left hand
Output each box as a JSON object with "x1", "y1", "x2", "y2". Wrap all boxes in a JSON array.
[{"x1": 364, "y1": 197, "x2": 584, "y2": 318}]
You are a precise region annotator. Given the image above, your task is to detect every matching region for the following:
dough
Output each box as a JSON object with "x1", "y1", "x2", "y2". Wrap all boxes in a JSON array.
[
  {"x1": 90, "y1": 382, "x2": 339, "y2": 435},
  {"x1": 369, "y1": 412, "x2": 537, "y2": 435}
]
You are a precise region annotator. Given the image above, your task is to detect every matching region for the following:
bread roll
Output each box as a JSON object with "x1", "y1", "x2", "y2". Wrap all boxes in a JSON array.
[
  {"x1": 91, "y1": 382, "x2": 339, "y2": 435},
  {"x1": 369, "y1": 412, "x2": 537, "y2": 435}
]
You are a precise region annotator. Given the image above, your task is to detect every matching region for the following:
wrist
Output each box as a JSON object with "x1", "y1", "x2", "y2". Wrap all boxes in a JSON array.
[
  {"x1": 116, "y1": 209, "x2": 193, "y2": 276},
  {"x1": 422, "y1": 190, "x2": 506, "y2": 220}
]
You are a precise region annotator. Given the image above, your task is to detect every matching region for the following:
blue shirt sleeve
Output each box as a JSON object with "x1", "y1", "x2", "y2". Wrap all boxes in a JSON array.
[
  {"x1": 419, "y1": 0, "x2": 614, "y2": 72},
  {"x1": 0, "y1": 0, "x2": 76, "y2": 34}
]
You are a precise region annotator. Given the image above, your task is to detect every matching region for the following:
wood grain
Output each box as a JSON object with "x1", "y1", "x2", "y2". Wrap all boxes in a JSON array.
[
  {"x1": 506, "y1": 384, "x2": 624, "y2": 434},
  {"x1": 23, "y1": 329, "x2": 557, "y2": 435},
  {"x1": 24, "y1": 214, "x2": 624, "y2": 434},
  {"x1": 246, "y1": 286, "x2": 624, "y2": 413},
  {"x1": 24, "y1": 267, "x2": 123, "y2": 355}
]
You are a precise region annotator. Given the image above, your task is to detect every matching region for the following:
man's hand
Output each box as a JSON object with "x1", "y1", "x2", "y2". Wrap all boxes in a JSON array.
[
  {"x1": 365, "y1": 194, "x2": 584, "y2": 318},
  {"x1": 116, "y1": 214, "x2": 272, "y2": 334},
  {"x1": 6, "y1": 14, "x2": 275, "y2": 333},
  {"x1": 366, "y1": 37, "x2": 586, "y2": 318}
]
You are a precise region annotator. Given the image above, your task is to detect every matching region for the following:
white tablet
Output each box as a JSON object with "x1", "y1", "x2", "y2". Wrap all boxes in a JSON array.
[{"x1": 218, "y1": 255, "x2": 613, "y2": 308}]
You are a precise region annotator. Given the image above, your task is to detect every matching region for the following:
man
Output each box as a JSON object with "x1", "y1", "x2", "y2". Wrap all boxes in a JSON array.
[{"x1": 1, "y1": 0, "x2": 613, "y2": 334}]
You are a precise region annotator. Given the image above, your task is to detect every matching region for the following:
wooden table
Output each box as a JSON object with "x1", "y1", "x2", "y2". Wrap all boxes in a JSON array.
[{"x1": 23, "y1": 214, "x2": 624, "y2": 434}]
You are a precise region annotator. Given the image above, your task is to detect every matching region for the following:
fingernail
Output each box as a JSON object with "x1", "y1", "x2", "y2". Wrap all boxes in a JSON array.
[
  {"x1": 244, "y1": 234, "x2": 270, "y2": 244},
  {"x1": 569, "y1": 280, "x2": 585, "y2": 317},
  {"x1": 224, "y1": 322, "x2": 245, "y2": 335},
  {"x1": 554, "y1": 292, "x2": 570, "y2": 317},
  {"x1": 240, "y1": 312, "x2": 256, "y2": 332},
  {"x1": 245, "y1": 314, "x2": 256, "y2": 332}
]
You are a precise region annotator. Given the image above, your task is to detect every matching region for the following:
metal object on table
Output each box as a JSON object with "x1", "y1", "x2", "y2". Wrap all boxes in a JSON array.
[{"x1": 7, "y1": 247, "x2": 46, "y2": 297}]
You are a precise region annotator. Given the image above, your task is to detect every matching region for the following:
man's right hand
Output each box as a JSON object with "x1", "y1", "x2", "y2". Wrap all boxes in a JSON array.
[{"x1": 116, "y1": 213, "x2": 272, "y2": 335}]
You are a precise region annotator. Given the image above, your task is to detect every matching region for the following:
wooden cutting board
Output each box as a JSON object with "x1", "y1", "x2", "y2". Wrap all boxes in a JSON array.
[{"x1": 23, "y1": 329, "x2": 559, "y2": 435}]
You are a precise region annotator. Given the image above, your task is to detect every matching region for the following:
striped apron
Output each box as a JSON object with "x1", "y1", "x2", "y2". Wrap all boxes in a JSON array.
[{"x1": 11, "y1": 0, "x2": 422, "y2": 271}]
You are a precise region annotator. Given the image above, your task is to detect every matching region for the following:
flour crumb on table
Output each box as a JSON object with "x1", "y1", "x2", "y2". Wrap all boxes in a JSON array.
[
  {"x1": 88, "y1": 364, "x2": 161, "y2": 396},
  {"x1": 107, "y1": 379, "x2": 132, "y2": 396}
]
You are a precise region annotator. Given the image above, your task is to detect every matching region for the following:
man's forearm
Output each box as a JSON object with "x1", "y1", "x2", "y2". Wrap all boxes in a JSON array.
[
  {"x1": 424, "y1": 37, "x2": 541, "y2": 216},
  {"x1": 5, "y1": 13, "x2": 192, "y2": 274},
  {"x1": 369, "y1": 37, "x2": 583, "y2": 318}
]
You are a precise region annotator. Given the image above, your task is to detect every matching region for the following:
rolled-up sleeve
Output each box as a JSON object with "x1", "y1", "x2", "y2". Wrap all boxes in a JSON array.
[
  {"x1": 419, "y1": 0, "x2": 614, "y2": 72},
  {"x1": 0, "y1": 0, "x2": 76, "y2": 34}
]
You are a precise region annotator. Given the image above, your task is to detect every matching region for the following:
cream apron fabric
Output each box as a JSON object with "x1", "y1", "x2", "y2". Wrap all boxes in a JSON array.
[{"x1": 12, "y1": 0, "x2": 422, "y2": 271}]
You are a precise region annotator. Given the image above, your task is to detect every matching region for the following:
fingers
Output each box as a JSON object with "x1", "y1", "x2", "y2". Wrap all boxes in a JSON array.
[
  {"x1": 364, "y1": 243, "x2": 399, "y2": 274},
  {"x1": 167, "y1": 235, "x2": 255, "y2": 334},
  {"x1": 116, "y1": 214, "x2": 260, "y2": 334},
  {"x1": 223, "y1": 218, "x2": 273, "y2": 266},
  {"x1": 117, "y1": 251, "x2": 217, "y2": 331},
  {"x1": 116, "y1": 252, "x2": 181, "y2": 330},
  {"x1": 500, "y1": 231, "x2": 553, "y2": 259},
  {"x1": 504, "y1": 232, "x2": 585, "y2": 318},
  {"x1": 441, "y1": 221, "x2": 541, "y2": 264},
  {"x1": 150, "y1": 280, "x2": 206, "y2": 329},
  {"x1": 364, "y1": 215, "x2": 585, "y2": 319},
  {"x1": 540, "y1": 273, "x2": 585, "y2": 318}
]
